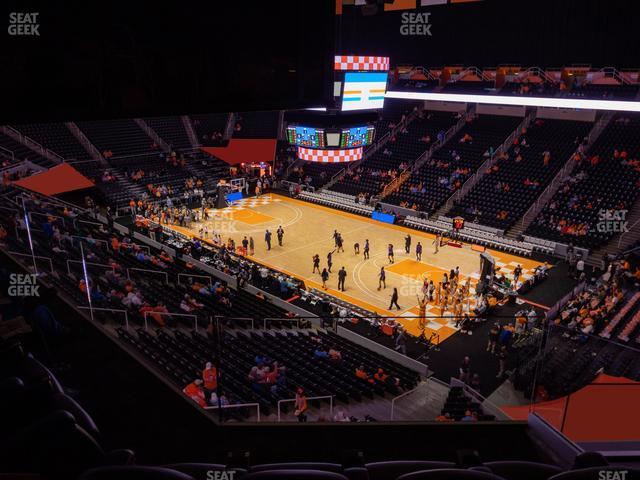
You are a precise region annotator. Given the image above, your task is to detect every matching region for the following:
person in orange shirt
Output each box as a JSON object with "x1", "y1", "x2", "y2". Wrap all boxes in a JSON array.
[
  {"x1": 202, "y1": 362, "x2": 218, "y2": 392},
  {"x1": 373, "y1": 368, "x2": 388, "y2": 383},
  {"x1": 183, "y1": 379, "x2": 207, "y2": 407},
  {"x1": 294, "y1": 387, "x2": 308, "y2": 422},
  {"x1": 355, "y1": 365, "x2": 374, "y2": 384},
  {"x1": 435, "y1": 413, "x2": 454, "y2": 422},
  {"x1": 111, "y1": 236, "x2": 120, "y2": 251}
]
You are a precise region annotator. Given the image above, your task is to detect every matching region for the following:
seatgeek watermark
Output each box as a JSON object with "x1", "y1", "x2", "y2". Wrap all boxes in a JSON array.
[
  {"x1": 400, "y1": 12, "x2": 432, "y2": 36},
  {"x1": 8, "y1": 12, "x2": 40, "y2": 36},
  {"x1": 8, "y1": 273, "x2": 40, "y2": 297},
  {"x1": 206, "y1": 471, "x2": 238, "y2": 480},
  {"x1": 599, "y1": 470, "x2": 628, "y2": 480},
  {"x1": 594, "y1": 209, "x2": 629, "y2": 233}
]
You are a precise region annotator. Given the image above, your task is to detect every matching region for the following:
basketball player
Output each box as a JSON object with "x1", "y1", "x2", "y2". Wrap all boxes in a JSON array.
[
  {"x1": 363, "y1": 239, "x2": 370, "y2": 259},
  {"x1": 277, "y1": 226, "x2": 284, "y2": 247},
  {"x1": 433, "y1": 233, "x2": 440, "y2": 254},
  {"x1": 417, "y1": 295, "x2": 428, "y2": 330},
  {"x1": 416, "y1": 241, "x2": 423, "y2": 261},
  {"x1": 321, "y1": 268, "x2": 329, "y2": 290},
  {"x1": 378, "y1": 266, "x2": 386, "y2": 290},
  {"x1": 354, "y1": 242, "x2": 360, "y2": 255},
  {"x1": 249, "y1": 236, "x2": 255, "y2": 255},
  {"x1": 404, "y1": 234, "x2": 411, "y2": 254},
  {"x1": 327, "y1": 250, "x2": 335, "y2": 273},
  {"x1": 336, "y1": 233, "x2": 344, "y2": 253},
  {"x1": 387, "y1": 244, "x2": 394, "y2": 264},
  {"x1": 312, "y1": 254, "x2": 321, "y2": 274},
  {"x1": 333, "y1": 230, "x2": 340, "y2": 248}
]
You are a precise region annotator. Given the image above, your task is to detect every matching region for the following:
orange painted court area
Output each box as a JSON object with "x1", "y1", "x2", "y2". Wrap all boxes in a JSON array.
[{"x1": 165, "y1": 193, "x2": 547, "y2": 343}]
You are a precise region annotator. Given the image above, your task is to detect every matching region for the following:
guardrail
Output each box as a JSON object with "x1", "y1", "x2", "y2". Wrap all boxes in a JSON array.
[
  {"x1": 450, "y1": 378, "x2": 510, "y2": 420},
  {"x1": 143, "y1": 311, "x2": 199, "y2": 331},
  {"x1": 263, "y1": 317, "x2": 301, "y2": 329},
  {"x1": 204, "y1": 402, "x2": 261, "y2": 422},
  {"x1": 177, "y1": 273, "x2": 213, "y2": 286},
  {"x1": 66, "y1": 260, "x2": 115, "y2": 276},
  {"x1": 77, "y1": 306, "x2": 130, "y2": 329},
  {"x1": 126, "y1": 267, "x2": 169, "y2": 284},
  {"x1": 8, "y1": 251, "x2": 54, "y2": 273},
  {"x1": 390, "y1": 382, "x2": 424, "y2": 420},
  {"x1": 213, "y1": 316, "x2": 256, "y2": 330},
  {"x1": 277, "y1": 395, "x2": 333, "y2": 422}
]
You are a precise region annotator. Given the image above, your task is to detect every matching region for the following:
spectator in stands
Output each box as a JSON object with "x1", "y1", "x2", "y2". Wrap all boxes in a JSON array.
[
  {"x1": 328, "y1": 346, "x2": 342, "y2": 362},
  {"x1": 356, "y1": 365, "x2": 374, "y2": 384},
  {"x1": 459, "y1": 356, "x2": 471, "y2": 384},
  {"x1": 183, "y1": 379, "x2": 207, "y2": 407},
  {"x1": 314, "y1": 346, "x2": 329, "y2": 359},
  {"x1": 395, "y1": 328, "x2": 407, "y2": 355},
  {"x1": 202, "y1": 362, "x2": 217, "y2": 393},
  {"x1": 294, "y1": 387, "x2": 308, "y2": 422},
  {"x1": 497, "y1": 346, "x2": 508, "y2": 378}
]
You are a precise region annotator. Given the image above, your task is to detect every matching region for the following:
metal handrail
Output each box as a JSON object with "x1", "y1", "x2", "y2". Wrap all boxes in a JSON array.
[
  {"x1": 127, "y1": 267, "x2": 169, "y2": 284},
  {"x1": 390, "y1": 381, "x2": 425, "y2": 420},
  {"x1": 213, "y1": 316, "x2": 256, "y2": 329},
  {"x1": 450, "y1": 378, "x2": 509, "y2": 420},
  {"x1": 0, "y1": 145, "x2": 15, "y2": 163},
  {"x1": 66, "y1": 260, "x2": 115, "y2": 276},
  {"x1": 204, "y1": 402, "x2": 261, "y2": 422},
  {"x1": 177, "y1": 273, "x2": 213, "y2": 286},
  {"x1": 277, "y1": 395, "x2": 333, "y2": 422},
  {"x1": 263, "y1": 317, "x2": 301, "y2": 329},
  {"x1": 143, "y1": 311, "x2": 199, "y2": 331},
  {"x1": 8, "y1": 251, "x2": 54, "y2": 273},
  {"x1": 77, "y1": 306, "x2": 129, "y2": 329}
]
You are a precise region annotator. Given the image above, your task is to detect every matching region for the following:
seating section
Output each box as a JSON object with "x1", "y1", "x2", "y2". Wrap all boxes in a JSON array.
[
  {"x1": 328, "y1": 111, "x2": 459, "y2": 198},
  {"x1": 233, "y1": 111, "x2": 279, "y2": 139},
  {"x1": 526, "y1": 115, "x2": 640, "y2": 249},
  {"x1": 118, "y1": 328, "x2": 419, "y2": 419},
  {"x1": 512, "y1": 260, "x2": 640, "y2": 400},
  {"x1": 439, "y1": 386, "x2": 494, "y2": 421},
  {"x1": 12, "y1": 122, "x2": 89, "y2": 160},
  {"x1": 190, "y1": 113, "x2": 229, "y2": 144},
  {"x1": 449, "y1": 119, "x2": 592, "y2": 229},
  {"x1": 386, "y1": 115, "x2": 521, "y2": 214},
  {"x1": 0, "y1": 348, "x2": 136, "y2": 478},
  {"x1": 0, "y1": 131, "x2": 53, "y2": 167},
  {"x1": 287, "y1": 162, "x2": 345, "y2": 189},
  {"x1": 77, "y1": 119, "x2": 156, "y2": 157},
  {"x1": 145, "y1": 117, "x2": 193, "y2": 151},
  {"x1": 442, "y1": 81, "x2": 494, "y2": 93}
]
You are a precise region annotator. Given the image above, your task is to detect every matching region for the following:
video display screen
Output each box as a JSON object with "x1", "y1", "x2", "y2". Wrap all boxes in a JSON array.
[
  {"x1": 341, "y1": 72, "x2": 388, "y2": 111},
  {"x1": 286, "y1": 126, "x2": 326, "y2": 147},
  {"x1": 340, "y1": 125, "x2": 375, "y2": 148}
]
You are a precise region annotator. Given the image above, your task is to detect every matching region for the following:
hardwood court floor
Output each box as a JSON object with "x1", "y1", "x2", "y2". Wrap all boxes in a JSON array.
[{"x1": 167, "y1": 193, "x2": 546, "y2": 343}]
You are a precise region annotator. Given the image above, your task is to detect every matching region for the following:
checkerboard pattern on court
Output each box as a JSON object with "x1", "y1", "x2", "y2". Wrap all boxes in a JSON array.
[
  {"x1": 229, "y1": 195, "x2": 282, "y2": 208},
  {"x1": 396, "y1": 261, "x2": 538, "y2": 342}
]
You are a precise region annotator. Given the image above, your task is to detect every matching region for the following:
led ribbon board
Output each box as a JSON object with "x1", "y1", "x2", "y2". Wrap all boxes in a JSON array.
[
  {"x1": 297, "y1": 147, "x2": 363, "y2": 163},
  {"x1": 385, "y1": 91, "x2": 640, "y2": 112},
  {"x1": 334, "y1": 55, "x2": 390, "y2": 71}
]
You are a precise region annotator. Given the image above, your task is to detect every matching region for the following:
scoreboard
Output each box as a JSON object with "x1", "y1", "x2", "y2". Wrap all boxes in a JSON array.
[
  {"x1": 286, "y1": 126, "x2": 326, "y2": 148},
  {"x1": 340, "y1": 125, "x2": 375, "y2": 148}
]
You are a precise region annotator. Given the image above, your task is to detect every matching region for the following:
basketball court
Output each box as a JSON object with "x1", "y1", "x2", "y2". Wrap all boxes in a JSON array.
[{"x1": 166, "y1": 193, "x2": 548, "y2": 343}]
